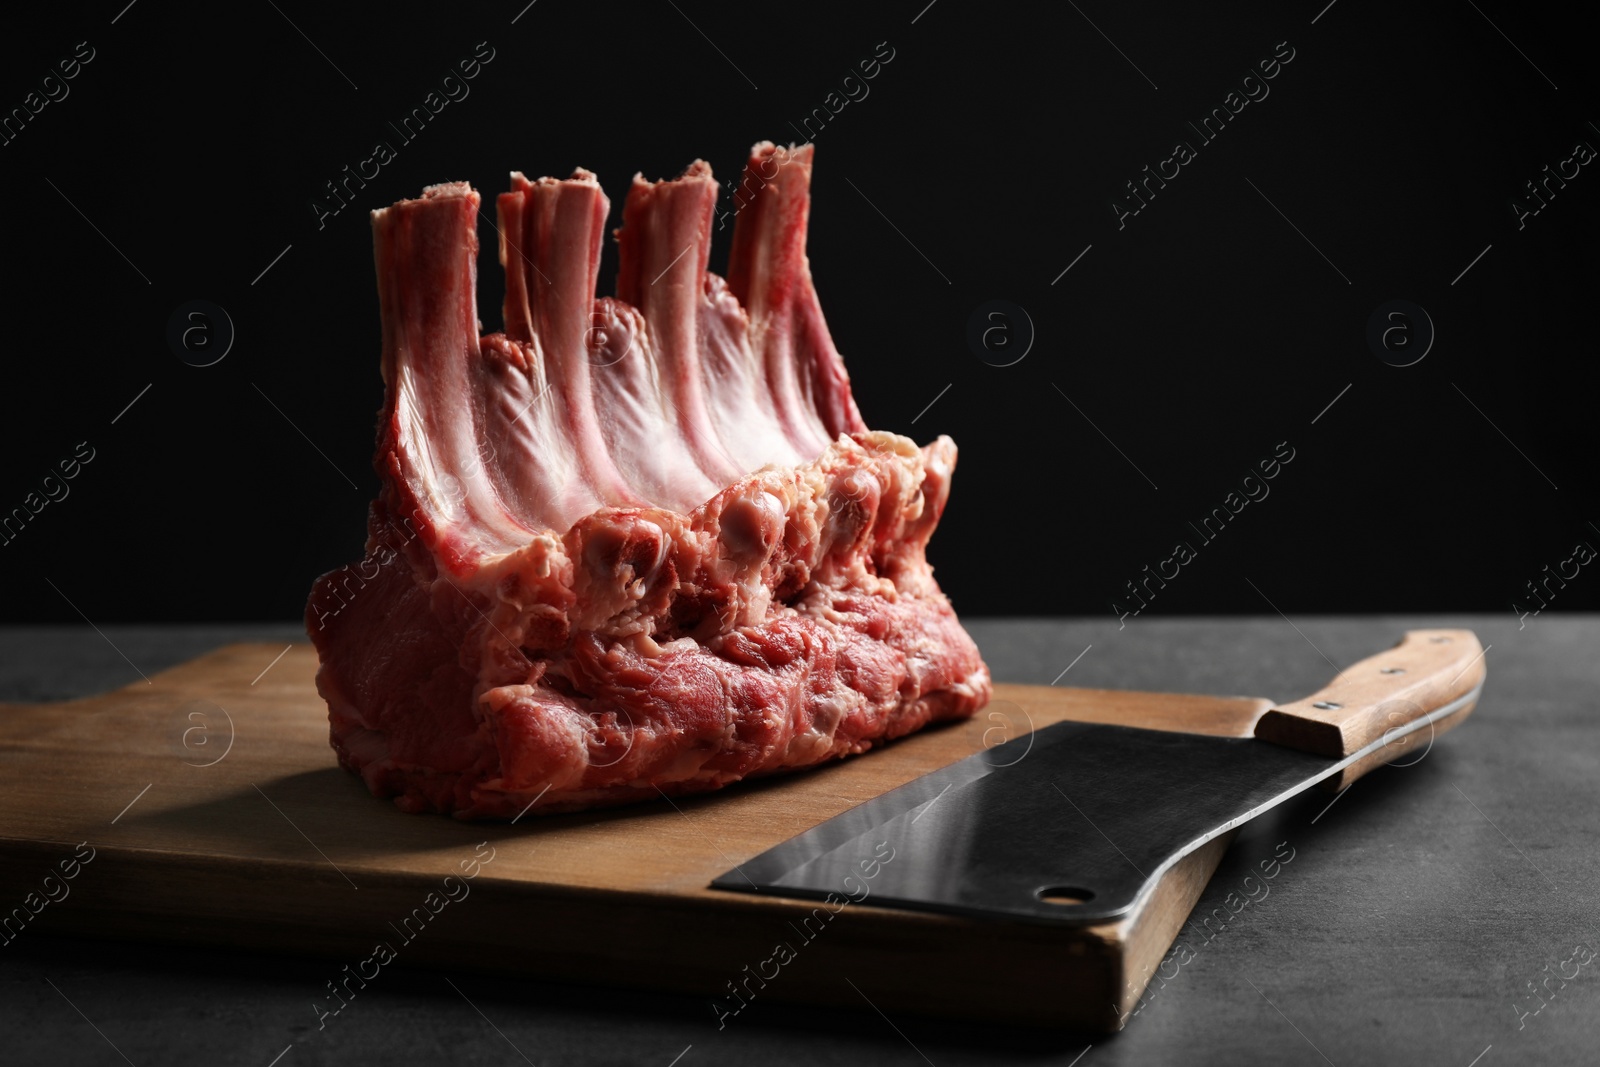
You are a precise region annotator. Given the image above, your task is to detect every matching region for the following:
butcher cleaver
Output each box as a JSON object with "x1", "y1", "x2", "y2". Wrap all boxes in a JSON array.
[{"x1": 711, "y1": 630, "x2": 1485, "y2": 924}]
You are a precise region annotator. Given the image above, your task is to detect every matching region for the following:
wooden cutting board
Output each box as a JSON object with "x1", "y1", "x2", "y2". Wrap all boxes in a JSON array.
[{"x1": 0, "y1": 643, "x2": 1275, "y2": 1031}]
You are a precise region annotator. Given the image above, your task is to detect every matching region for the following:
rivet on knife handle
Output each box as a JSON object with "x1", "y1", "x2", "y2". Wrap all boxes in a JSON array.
[{"x1": 1253, "y1": 629, "x2": 1486, "y2": 790}]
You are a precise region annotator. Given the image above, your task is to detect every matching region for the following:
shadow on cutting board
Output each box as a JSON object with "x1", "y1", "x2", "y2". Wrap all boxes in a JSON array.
[{"x1": 115, "y1": 751, "x2": 882, "y2": 868}]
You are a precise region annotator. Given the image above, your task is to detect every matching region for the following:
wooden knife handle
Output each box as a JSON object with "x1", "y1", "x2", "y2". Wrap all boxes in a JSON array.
[{"x1": 1253, "y1": 629, "x2": 1486, "y2": 790}]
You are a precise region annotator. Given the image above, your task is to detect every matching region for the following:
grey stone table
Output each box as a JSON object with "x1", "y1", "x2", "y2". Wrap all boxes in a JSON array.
[{"x1": 2, "y1": 615, "x2": 1595, "y2": 1066}]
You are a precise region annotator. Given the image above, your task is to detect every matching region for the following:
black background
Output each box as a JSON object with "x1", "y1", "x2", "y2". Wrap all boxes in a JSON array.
[{"x1": 3, "y1": 0, "x2": 1596, "y2": 624}]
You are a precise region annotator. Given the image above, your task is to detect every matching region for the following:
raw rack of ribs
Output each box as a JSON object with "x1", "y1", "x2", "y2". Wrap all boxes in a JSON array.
[{"x1": 305, "y1": 142, "x2": 991, "y2": 817}]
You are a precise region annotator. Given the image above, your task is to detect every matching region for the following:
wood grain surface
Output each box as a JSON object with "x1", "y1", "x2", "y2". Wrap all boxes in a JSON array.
[{"x1": 0, "y1": 643, "x2": 1279, "y2": 1031}]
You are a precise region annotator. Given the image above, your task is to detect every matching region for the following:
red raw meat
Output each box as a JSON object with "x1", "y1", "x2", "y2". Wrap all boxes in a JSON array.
[{"x1": 306, "y1": 143, "x2": 990, "y2": 817}]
